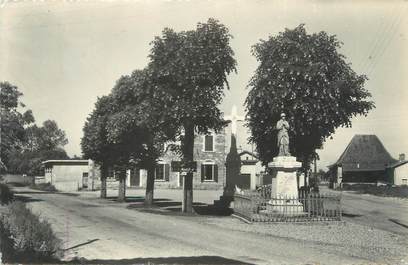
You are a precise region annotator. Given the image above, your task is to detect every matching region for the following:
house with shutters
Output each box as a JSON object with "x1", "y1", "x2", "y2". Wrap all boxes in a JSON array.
[{"x1": 115, "y1": 129, "x2": 227, "y2": 190}]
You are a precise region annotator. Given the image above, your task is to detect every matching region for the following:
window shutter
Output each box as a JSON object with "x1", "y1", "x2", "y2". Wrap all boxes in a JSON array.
[
  {"x1": 201, "y1": 164, "x2": 205, "y2": 182},
  {"x1": 165, "y1": 164, "x2": 170, "y2": 181},
  {"x1": 214, "y1": 164, "x2": 218, "y2": 182}
]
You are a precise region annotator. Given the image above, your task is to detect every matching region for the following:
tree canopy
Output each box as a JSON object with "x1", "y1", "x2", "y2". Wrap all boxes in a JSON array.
[
  {"x1": 148, "y1": 18, "x2": 237, "y2": 212},
  {"x1": 245, "y1": 25, "x2": 375, "y2": 167},
  {"x1": 0, "y1": 82, "x2": 35, "y2": 171},
  {"x1": 148, "y1": 18, "x2": 237, "y2": 136}
]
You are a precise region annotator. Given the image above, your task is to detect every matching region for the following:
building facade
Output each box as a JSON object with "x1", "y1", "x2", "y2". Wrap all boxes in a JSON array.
[
  {"x1": 107, "y1": 130, "x2": 227, "y2": 190},
  {"x1": 387, "y1": 154, "x2": 408, "y2": 186},
  {"x1": 42, "y1": 160, "x2": 100, "y2": 192}
]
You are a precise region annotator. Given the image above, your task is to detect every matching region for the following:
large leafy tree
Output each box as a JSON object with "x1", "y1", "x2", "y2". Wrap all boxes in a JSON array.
[
  {"x1": 81, "y1": 95, "x2": 120, "y2": 199},
  {"x1": 148, "y1": 18, "x2": 236, "y2": 213},
  {"x1": 107, "y1": 70, "x2": 177, "y2": 205},
  {"x1": 0, "y1": 82, "x2": 34, "y2": 172},
  {"x1": 7, "y1": 120, "x2": 69, "y2": 175},
  {"x1": 245, "y1": 25, "x2": 375, "y2": 170}
]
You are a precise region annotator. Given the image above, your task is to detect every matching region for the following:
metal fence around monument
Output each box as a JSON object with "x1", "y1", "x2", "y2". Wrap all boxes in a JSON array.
[{"x1": 233, "y1": 185, "x2": 342, "y2": 222}]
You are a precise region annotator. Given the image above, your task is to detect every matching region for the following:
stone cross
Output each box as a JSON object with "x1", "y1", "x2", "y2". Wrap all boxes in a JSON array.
[{"x1": 224, "y1": 105, "x2": 245, "y2": 136}]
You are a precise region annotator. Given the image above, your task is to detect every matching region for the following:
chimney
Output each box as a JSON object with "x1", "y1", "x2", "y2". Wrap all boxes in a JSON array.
[{"x1": 399, "y1": 153, "x2": 405, "y2": 161}]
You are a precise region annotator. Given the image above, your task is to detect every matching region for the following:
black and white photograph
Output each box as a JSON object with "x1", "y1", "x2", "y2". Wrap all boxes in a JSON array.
[{"x1": 0, "y1": 0, "x2": 407, "y2": 264}]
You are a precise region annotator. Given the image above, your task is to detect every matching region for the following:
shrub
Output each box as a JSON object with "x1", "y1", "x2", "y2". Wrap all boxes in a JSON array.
[
  {"x1": 340, "y1": 184, "x2": 408, "y2": 198},
  {"x1": 0, "y1": 183, "x2": 14, "y2": 205},
  {"x1": 0, "y1": 201, "x2": 62, "y2": 262},
  {"x1": 29, "y1": 182, "x2": 58, "y2": 192}
]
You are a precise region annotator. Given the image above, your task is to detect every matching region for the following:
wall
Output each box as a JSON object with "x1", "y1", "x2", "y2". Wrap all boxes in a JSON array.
[
  {"x1": 50, "y1": 164, "x2": 89, "y2": 192},
  {"x1": 394, "y1": 164, "x2": 408, "y2": 185},
  {"x1": 1, "y1": 174, "x2": 34, "y2": 185}
]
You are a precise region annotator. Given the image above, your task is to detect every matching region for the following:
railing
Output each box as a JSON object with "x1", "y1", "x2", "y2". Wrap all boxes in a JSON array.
[{"x1": 233, "y1": 187, "x2": 342, "y2": 222}]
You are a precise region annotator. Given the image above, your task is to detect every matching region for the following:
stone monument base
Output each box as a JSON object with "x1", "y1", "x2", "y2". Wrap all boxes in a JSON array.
[
  {"x1": 268, "y1": 156, "x2": 302, "y2": 198},
  {"x1": 265, "y1": 156, "x2": 305, "y2": 216}
]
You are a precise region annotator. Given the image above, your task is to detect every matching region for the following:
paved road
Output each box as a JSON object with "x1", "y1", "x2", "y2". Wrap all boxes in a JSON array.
[
  {"x1": 320, "y1": 186, "x2": 408, "y2": 236},
  {"x1": 11, "y1": 187, "x2": 394, "y2": 265}
]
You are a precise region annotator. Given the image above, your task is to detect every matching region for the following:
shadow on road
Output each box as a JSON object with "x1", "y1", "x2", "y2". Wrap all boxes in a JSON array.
[
  {"x1": 14, "y1": 194, "x2": 43, "y2": 203},
  {"x1": 66, "y1": 255, "x2": 253, "y2": 264},
  {"x1": 126, "y1": 198, "x2": 233, "y2": 217},
  {"x1": 342, "y1": 212, "x2": 363, "y2": 218}
]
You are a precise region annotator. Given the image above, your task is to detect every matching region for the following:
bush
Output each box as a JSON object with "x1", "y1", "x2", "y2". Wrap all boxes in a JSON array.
[
  {"x1": 339, "y1": 184, "x2": 408, "y2": 198},
  {"x1": 29, "y1": 182, "x2": 58, "y2": 192},
  {"x1": 0, "y1": 201, "x2": 62, "y2": 263},
  {"x1": 0, "y1": 183, "x2": 14, "y2": 205}
]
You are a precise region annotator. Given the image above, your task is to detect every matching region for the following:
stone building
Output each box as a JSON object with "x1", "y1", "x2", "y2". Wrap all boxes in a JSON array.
[{"x1": 105, "y1": 129, "x2": 227, "y2": 190}]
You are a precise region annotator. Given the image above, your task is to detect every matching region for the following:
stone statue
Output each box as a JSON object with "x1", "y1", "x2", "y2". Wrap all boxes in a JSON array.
[{"x1": 276, "y1": 113, "x2": 290, "y2": 156}]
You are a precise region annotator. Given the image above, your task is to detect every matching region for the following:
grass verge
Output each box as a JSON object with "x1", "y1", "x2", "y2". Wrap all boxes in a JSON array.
[{"x1": 0, "y1": 201, "x2": 62, "y2": 263}]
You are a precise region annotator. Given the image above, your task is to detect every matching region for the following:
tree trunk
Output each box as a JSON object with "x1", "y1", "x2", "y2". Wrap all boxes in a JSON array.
[
  {"x1": 100, "y1": 165, "x2": 107, "y2": 199},
  {"x1": 118, "y1": 170, "x2": 126, "y2": 202},
  {"x1": 144, "y1": 162, "x2": 155, "y2": 207},
  {"x1": 182, "y1": 121, "x2": 194, "y2": 213}
]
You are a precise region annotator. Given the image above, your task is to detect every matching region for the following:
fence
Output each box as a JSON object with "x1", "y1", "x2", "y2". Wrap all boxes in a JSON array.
[{"x1": 233, "y1": 186, "x2": 342, "y2": 222}]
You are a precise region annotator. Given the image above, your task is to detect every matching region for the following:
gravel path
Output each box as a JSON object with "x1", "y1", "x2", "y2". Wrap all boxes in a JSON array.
[{"x1": 205, "y1": 217, "x2": 408, "y2": 265}]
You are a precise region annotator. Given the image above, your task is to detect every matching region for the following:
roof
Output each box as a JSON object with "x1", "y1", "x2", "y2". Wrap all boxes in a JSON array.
[
  {"x1": 239, "y1": 151, "x2": 259, "y2": 165},
  {"x1": 333, "y1": 135, "x2": 397, "y2": 172},
  {"x1": 238, "y1": 151, "x2": 258, "y2": 159},
  {"x1": 388, "y1": 160, "x2": 408, "y2": 169},
  {"x1": 42, "y1": 160, "x2": 89, "y2": 166}
]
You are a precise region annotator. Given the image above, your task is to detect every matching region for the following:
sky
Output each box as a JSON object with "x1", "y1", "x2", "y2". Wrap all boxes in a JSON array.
[{"x1": 1, "y1": 0, "x2": 407, "y2": 170}]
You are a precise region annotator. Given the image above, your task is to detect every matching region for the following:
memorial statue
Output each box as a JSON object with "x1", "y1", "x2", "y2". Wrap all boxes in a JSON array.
[{"x1": 276, "y1": 113, "x2": 290, "y2": 156}]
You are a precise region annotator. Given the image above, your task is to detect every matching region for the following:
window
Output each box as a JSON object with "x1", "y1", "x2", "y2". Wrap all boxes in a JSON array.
[
  {"x1": 201, "y1": 161, "x2": 218, "y2": 182},
  {"x1": 155, "y1": 163, "x2": 170, "y2": 181},
  {"x1": 204, "y1": 135, "x2": 214, "y2": 152},
  {"x1": 402, "y1": 179, "x2": 408, "y2": 186}
]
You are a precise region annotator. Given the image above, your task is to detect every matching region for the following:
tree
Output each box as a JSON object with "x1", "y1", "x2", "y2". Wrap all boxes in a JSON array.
[
  {"x1": 107, "y1": 70, "x2": 176, "y2": 205},
  {"x1": 245, "y1": 25, "x2": 375, "y2": 170},
  {"x1": 7, "y1": 120, "x2": 69, "y2": 175},
  {"x1": 0, "y1": 82, "x2": 34, "y2": 172},
  {"x1": 148, "y1": 18, "x2": 237, "y2": 213},
  {"x1": 81, "y1": 95, "x2": 116, "y2": 199},
  {"x1": 7, "y1": 148, "x2": 69, "y2": 176}
]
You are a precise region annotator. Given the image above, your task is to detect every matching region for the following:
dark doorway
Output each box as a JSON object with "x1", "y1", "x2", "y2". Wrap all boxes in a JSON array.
[
  {"x1": 82, "y1": 172, "x2": 88, "y2": 189},
  {"x1": 237, "y1": 174, "x2": 251, "y2": 189}
]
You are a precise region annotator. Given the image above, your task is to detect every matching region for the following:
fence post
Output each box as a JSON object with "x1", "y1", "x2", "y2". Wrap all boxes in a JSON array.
[{"x1": 339, "y1": 194, "x2": 342, "y2": 221}]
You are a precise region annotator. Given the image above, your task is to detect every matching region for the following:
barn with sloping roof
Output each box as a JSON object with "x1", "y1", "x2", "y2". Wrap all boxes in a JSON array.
[{"x1": 328, "y1": 135, "x2": 397, "y2": 185}]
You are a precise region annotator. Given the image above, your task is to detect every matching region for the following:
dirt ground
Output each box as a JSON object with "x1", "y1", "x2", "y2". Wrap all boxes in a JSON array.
[{"x1": 11, "y1": 187, "x2": 408, "y2": 265}]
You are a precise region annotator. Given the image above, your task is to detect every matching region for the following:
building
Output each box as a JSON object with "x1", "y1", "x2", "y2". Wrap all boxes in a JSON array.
[
  {"x1": 387, "y1": 154, "x2": 408, "y2": 186},
  {"x1": 238, "y1": 151, "x2": 263, "y2": 190},
  {"x1": 106, "y1": 129, "x2": 227, "y2": 190},
  {"x1": 328, "y1": 135, "x2": 397, "y2": 187},
  {"x1": 42, "y1": 130, "x2": 226, "y2": 191},
  {"x1": 42, "y1": 160, "x2": 100, "y2": 192}
]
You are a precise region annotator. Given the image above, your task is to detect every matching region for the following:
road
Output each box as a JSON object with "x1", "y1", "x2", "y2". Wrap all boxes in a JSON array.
[
  {"x1": 10, "y1": 187, "x2": 408, "y2": 265},
  {"x1": 320, "y1": 186, "x2": 408, "y2": 236}
]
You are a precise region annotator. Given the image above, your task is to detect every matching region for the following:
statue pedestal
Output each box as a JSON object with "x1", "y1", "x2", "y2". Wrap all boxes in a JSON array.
[{"x1": 265, "y1": 156, "x2": 304, "y2": 214}]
